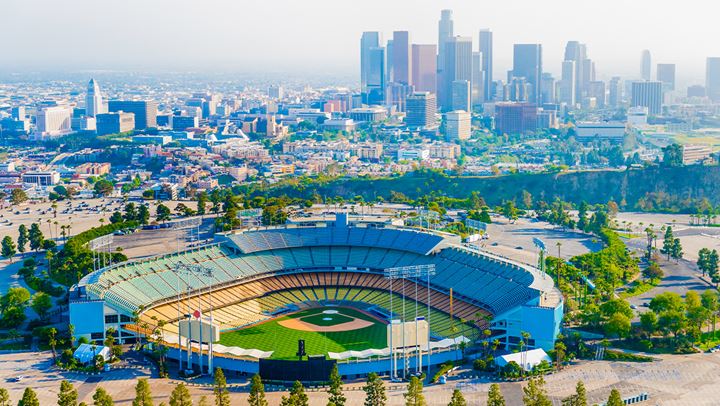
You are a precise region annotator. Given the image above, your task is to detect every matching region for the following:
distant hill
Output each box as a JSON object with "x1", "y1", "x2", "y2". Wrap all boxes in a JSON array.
[{"x1": 250, "y1": 166, "x2": 720, "y2": 213}]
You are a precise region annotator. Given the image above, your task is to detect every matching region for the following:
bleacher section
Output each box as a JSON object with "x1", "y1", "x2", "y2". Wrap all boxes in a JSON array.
[
  {"x1": 139, "y1": 272, "x2": 482, "y2": 340},
  {"x1": 227, "y1": 226, "x2": 444, "y2": 256}
]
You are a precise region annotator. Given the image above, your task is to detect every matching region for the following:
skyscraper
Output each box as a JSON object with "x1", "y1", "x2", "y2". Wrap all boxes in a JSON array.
[
  {"x1": 451, "y1": 80, "x2": 471, "y2": 111},
  {"x1": 361, "y1": 32, "x2": 381, "y2": 103},
  {"x1": 512, "y1": 44, "x2": 543, "y2": 105},
  {"x1": 478, "y1": 30, "x2": 493, "y2": 101},
  {"x1": 412, "y1": 44, "x2": 437, "y2": 93},
  {"x1": 441, "y1": 36, "x2": 473, "y2": 111},
  {"x1": 656, "y1": 64, "x2": 676, "y2": 91},
  {"x1": 437, "y1": 10, "x2": 454, "y2": 69},
  {"x1": 365, "y1": 46, "x2": 386, "y2": 105},
  {"x1": 608, "y1": 77, "x2": 623, "y2": 107},
  {"x1": 108, "y1": 100, "x2": 158, "y2": 129},
  {"x1": 631, "y1": 81, "x2": 663, "y2": 115},
  {"x1": 406, "y1": 92, "x2": 437, "y2": 129},
  {"x1": 472, "y1": 52, "x2": 483, "y2": 105},
  {"x1": 564, "y1": 41, "x2": 588, "y2": 102},
  {"x1": 641, "y1": 50, "x2": 652, "y2": 81},
  {"x1": 559, "y1": 60, "x2": 576, "y2": 106},
  {"x1": 707, "y1": 57, "x2": 720, "y2": 102},
  {"x1": 445, "y1": 110, "x2": 471, "y2": 140},
  {"x1": 85, "y1": 78, "x2": 105, "y2": 117},
  {"x1": 392, "y1": 31, "x2": 412, "y2": 86}
]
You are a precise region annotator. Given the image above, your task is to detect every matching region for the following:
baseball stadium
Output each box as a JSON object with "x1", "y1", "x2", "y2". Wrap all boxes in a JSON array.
[{"x1": 69, "y1": 214, "x2": 563, "y2": 380}]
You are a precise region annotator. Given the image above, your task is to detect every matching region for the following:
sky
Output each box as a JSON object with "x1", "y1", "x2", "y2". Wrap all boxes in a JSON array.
[{"x1": 2, "y1": 0, "x2": 718, "y2": 86}]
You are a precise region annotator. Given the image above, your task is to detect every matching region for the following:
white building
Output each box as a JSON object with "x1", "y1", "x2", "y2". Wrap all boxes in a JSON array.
[
  {"x1": 22, "y1": 171, "x2": 60, "y2": 186},
  {"x1": 85, "y1": 78, "x2": 106, "y2": 117},
  {"x1": 33, "y1": 106, "x2": 73, "y2": 140},
  {"x1": 397, "y1": 147, "x2": 430, "y2": 161},
  {"x1": 575, "y1": 122, "x2": 626, "y2": 143},
  {"x1": 445, "y1": 110, "x2": 471, "y2": 140},
  {"x1": 627, "y1": 106, "x2": 649, "y2": 127}
]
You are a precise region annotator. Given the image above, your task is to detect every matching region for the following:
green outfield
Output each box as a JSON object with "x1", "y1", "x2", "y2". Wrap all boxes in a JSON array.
[{"x1": 217, "y1": 307, "x2": 387, "y2": 359}]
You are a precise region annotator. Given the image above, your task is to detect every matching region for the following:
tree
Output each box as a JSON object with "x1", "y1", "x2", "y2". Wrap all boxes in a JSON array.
[
  {"x1": 197, "y1": 192, "x2": 208, "y2": 215},
  {"x1": 18, "y1": 388, "x2": 39, "y2": 406},
  {"x1": 17, "y1": 224, "x2": 28, "y2": 255},
  {"x1": 31, "y1": 292, "x2": 53, "y2": 320},
  {"x1": 213, "y1": 368, "x2": 230, "y2": 406},
  {"x1": 487, "y1": 383, "x2": 505, "y2": 406},
  {"x1": 671, "y1": 238, "x2": 683, "y2": 262},
  {"x1": 561, "y1": 381, "x2": 587, "y2": 406},
  {"x1": 448, "y1": 389, "x2": 466, "y2": 406},
  {"x1": 1, "y1": 287, "x2": 30, "y2": 313},
  {"x1": 604, "y1": 313, "x2": 631, "y2": 338},
  {"x1": 109, "y1": 211, "x2": 124, "y2": 224},
  {"x1": 197, "y1": 397, "x2": 209, "y2": 406},
  {"x1": 92, "y1": 387, "x2": 114, "y2": 406},
  {"x1": 169, "y1": 383, "x2": 192, "y2": 406},
  {"x1": 10, "y1": 188, "x2": 28, "y2": 205},
  {"x1": 280, "y1": 381, "x2": 308, "y2": 406},
  {"x1": 643, "y1": 262, "x2": 663, "y2": 281},
  {"x1": 58, "y1": 380, "x2": 79, "y2": 406},
  {"x1": 156, "y1": 204, "x2": 171, "y2": 223},
  {"x1": 94, "y1": 180, "x2": 114, "y2": 197},
  {"x1": 661, "y1": 227, "x2": 674, "y2": 260},
  {"x1": 522, "y1": 377, "x2": 551, "y2": 406},
  {"x1": 606, "y1": 389, "x2": 623, "y2": 406},
  {"x1": 640, "y1": 312, "x2": 658, "y2": 335},
  {"x1": 248, "y1": 374, "x2": 268, "y2": 406},
  {"x1": 662, "y1": 143, "x2": 683, "y2": 167},
  {"x1": 132, "y1": 378, "x2": 153, "y2": 406},
  {"x1": 1, "y1": 236, "x2": 15, "y2": 262},
  {"x1": 124, "y1": 203, "x2": 138, "y2": 222},
  {"x1": 0, "y1": 388, "x2": 9, "y2": 406},
  {"x1": 404, "y1": 376, "x2": 426, "y2": 406},
  {"x1": 29, "y1": 223, "x2": 44, "y2": 252},
  {"x1": 327, "y1": 364, "x2": 346, "y2": 406},
  {"x1": 137, "y1": 205, "x2": 150, "y2": 225},
  {"x1": 502, "y1": 200, "x2": 518, "y2": 222},
  {"x1": 363, "y1": 372, "x2": 386, "y2": 406}
]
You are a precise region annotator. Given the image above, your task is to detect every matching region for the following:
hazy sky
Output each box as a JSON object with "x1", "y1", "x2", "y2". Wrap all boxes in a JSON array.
[{"x1": 3, "y1": 0, "x2": 718, "y2": 85}]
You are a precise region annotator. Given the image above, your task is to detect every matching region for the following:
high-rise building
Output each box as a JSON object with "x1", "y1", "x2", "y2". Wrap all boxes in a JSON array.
[
  {"x1": 11, "y1": 106, "x2": 25, "y2": 121},
  {"x1": 96, "y1": 112, "x2": 135, "y2": 135},
  {"x1": 657, "y1": 64, "x2": 676, "y2": 91},
  {"x1": 405, "y1": 92, "x2": 437, "y2": 129},
  {"x1": 505, "y1": 77, "x2": 530, "y2": 102},
  {"x1": 392, "y1": 31, "x2": 411, "y2": 85},
  {"x1": 478, "y1": 30, "x2": 494, "y2": 102},
  {"x1": 631, "y1": 81, "x2": 663, "y2": 115},
  {"x1": 268, "y1": 85, "x2": 284, "y2": 99},
  {"x1": 441, "y1": 36, "x2": 473, "y2": 111},
  {"x1": 451, "y1": 80, "x2": 471, "y2": 111},
  {"x1": 641, "y1": 50, "x2": 652, "y2": 81},
  {"x1": 687, "y1": 85, "x2": 706, "y2": 98},
  {"x1": 34, "y1": 105, "x2": 73, "y2": 139},
  {"x1": 437, "y1": 10, "x2": 454, "y2": 69},
  {"x1": 472, "y1": 52, "x2": 483, "y2": 106},
  {"x1": 541, "y1": 73, "x2": 555, "y2": 105},
  {"x1": 361, "y1": 31, "x2": 381, "y2": 97},
  {"x1": 495, "y1": 102, "x2": 538, "y2": 135},
  {"x1": 512, "y1": 44, "x2": 543, "y2": 105},
  {"x1": 559, "y1": 60, "x2": 576, "y2": 106},
  {"x1": 608, "y1": 77, "x2": 623, "y2": 107},
  {"x1": 108, "y1": 100, "x2": 157, "y2": 129},
  {"x1": 364, "y1": 45, "x2": 386, "y2": 105},
  {"x1": 564, "y1": 41, "x2": 589, "y2": 102},
  {"x1": 437, "y1": 9, "x2": 454, "y2": 103},
  {"x1": 706, "y1": 57, "x2": 720, "y2": 102},
  {"x1": 386, "y1": 39, "x2": 394, "y2": 86},
  {"x1": 85, "y1": 78, "x2": 105, "y2": 117},
  {"x1": 445, "y1": 110, "x2": 471, "y2": 140},
  {"x1": 588, "y1": 81, "x2": 606, "y2": 108},
  {"x1": 412, "y1": 44, "x2": 437, "y2": 93}
]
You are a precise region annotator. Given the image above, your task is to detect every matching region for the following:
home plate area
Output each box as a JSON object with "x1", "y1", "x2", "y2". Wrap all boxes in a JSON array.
[{"x1": 278, "y1": 307, "x2": 378, "y2": 332}]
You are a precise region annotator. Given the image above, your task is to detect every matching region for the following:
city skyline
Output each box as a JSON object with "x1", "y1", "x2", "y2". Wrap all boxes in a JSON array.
[{"x1": 2, "y1": 0, "x2": 719, "y2": 85}]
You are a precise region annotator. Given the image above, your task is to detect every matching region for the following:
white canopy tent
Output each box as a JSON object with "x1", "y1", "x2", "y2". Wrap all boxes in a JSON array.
[{"x1": 74, "y1": 344, "x2": 110, "y2": 364}]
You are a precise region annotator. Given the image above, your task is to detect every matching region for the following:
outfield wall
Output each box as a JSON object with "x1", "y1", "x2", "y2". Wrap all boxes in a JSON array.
[{"x1": 165, "y1": 347, "x2": 462, "y2": 380}]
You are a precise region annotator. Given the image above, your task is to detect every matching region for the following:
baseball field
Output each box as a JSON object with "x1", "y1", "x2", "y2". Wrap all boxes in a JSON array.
[{"x1": 217, "y1": 307, "x2": 387, "y2": 359}]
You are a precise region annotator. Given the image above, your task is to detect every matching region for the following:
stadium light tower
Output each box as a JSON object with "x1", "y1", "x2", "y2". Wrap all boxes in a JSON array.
[
  {"x1": 173, "y1": 261, "x2": 215, "y2": 376},
  {"x1": 384, "y1": 264, "x2": 435, "y2": 380}
]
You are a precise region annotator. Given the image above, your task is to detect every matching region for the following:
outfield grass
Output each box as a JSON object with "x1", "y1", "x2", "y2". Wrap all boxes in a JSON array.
[{"x1": 218, "y1": 307, "x2": 387, "y2": 359}]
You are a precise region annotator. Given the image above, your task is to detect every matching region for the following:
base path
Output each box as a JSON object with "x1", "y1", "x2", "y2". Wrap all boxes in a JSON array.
[{"x1": 278, "y1": 317, "x2": 374, "y2": 332}]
